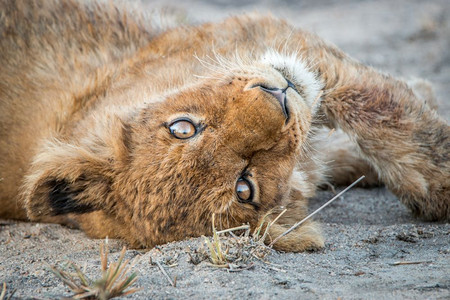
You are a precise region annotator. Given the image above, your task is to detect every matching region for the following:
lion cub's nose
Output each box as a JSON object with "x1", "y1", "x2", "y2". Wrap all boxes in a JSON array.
[{"x1": 258, "y1": 79, "x2": 296, "y2": 120}]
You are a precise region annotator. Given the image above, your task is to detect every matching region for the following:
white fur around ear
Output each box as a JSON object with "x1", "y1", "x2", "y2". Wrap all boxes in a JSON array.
[{"x1": 260, "y1": 50, "x2": 323, "y2": 113}]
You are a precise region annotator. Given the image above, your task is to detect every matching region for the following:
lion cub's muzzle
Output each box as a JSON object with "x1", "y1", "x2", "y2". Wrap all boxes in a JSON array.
[{"x1": 254, "y1": 79, "x2": 297, "y2": 123}]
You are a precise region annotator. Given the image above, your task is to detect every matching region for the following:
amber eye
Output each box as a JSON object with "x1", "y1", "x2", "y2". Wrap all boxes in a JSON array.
[
  {"x1": 236, "y1": 178, "x2": 253, "y2": 203},
  {"x1": 169, "y1": 119, "x2": 196, "y2": 139}
]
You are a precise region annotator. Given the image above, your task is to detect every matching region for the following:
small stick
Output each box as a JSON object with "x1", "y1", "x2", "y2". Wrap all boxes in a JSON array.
[
  {"x1": 259, "y1": 208, "x2": 288, "y2": 243},
  {"x1": 206, "y1": 263, "x2": 229, "y2": 268},
  {"x1": 252, "y1": 255, "x2": 287, "y2": 273},
  {"x1": 269, "y1": 175, "x2": 365, "y2": 247},
  {"x1": 390, "y1": 261, "x2": 432, "y2": 266},
  {"x1": 269, "y1": 209, "x2": 287, "y2": 227},
  {"x1": 227, "y1": 263, "x2": 255, "y2": 272},
  {"x1": 0, "y1": 283, "x2": 6, "y2": 300},
  {"x1": 156, "y1": 261, "x2": 175, "y2": 287},
  {"x1": 327, "y1": 128, "x2": 336, "y2": 138},
  {"x1": 312, "y1": 90, "x2": 323, "y2": 108},
  {"x1": 216, "y1": 225, "x2": 250, "y2": 235}
]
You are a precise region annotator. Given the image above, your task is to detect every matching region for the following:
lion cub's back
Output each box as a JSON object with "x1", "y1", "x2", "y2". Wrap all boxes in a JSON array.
[{"x1": 0, "y1": 0, "x2": 164, "y2": 218}]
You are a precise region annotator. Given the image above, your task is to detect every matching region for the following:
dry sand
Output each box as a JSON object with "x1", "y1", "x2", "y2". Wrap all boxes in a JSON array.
[{"x1": 1, "y1": 0, "x2": 449, "y2": 299}]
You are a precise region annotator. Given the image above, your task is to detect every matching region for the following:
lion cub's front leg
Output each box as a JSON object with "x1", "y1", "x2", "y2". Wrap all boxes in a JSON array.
[
  {"x1": 318, "y1": 65, "x2": 449, "y2": 220},
  {"x1": 263, "y1": 190, "x2": 324, "y2": 252}
]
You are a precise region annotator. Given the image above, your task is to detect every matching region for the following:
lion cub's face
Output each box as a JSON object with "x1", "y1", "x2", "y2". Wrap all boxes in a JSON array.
[{"x1": 25, "y1": 52, "x2": 322, "y2": 247}]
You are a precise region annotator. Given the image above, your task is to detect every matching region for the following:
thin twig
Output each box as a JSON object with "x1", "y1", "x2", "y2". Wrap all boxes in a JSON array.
[
  {"x1": 269, "y1": 175, "x2": 365, "y2": 247},
  {"x1": 252, "y1": 254, "x2": 287, "y2": 273},
  {"x1": 253, "y1": 211, "x2": 272, "y2": 238},
  {"x1": 390, "y1": 261, "x2": 432, "y2": 266},
  {"x1": 269, "y1": 208, "x2": 287, "y2": 226},
  {"x1": 227, "y1": 263, "x2": 255, "y2": 272},
  {"x1": 327, "y1": 128, "x2": 336, "y2": 138},
  {"x1": 312, "y1": 90, "x2": 323, "y2": 108},
  {"x1": 216, "y1": 225, "x2": 250, "y2": 235},
  {"x1": 155, "y1": 261, "x2": 175, "y2": 287},
  {"x1": 0, "y1": 283, "x2": 6, "y2": 300},
  {"x1": 259, "y1": 208, "x2": 287, "y2": 242},
  {"x1": 206, "y1": 263, "x2": 229, "y2": 268}
]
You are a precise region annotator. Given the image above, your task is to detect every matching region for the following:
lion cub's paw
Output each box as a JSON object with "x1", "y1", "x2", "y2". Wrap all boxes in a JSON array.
[{"x1": 266, "y1": 220, "x2": 324, "y2": 252}]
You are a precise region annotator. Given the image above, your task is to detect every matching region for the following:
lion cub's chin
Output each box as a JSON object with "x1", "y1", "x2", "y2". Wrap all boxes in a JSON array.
[{"x1": 260, "y1": 50, "x2": 323, "y2": 113}]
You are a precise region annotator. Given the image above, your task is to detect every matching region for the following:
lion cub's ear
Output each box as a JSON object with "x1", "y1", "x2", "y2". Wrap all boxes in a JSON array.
[{"x1": 22, "y1": 115, "x2": 129, "y2": 219}]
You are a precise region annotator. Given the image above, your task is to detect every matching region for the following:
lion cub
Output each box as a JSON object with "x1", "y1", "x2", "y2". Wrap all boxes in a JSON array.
[{"x1": 0, "y1": 0, "x2": 448, "y2": 252}]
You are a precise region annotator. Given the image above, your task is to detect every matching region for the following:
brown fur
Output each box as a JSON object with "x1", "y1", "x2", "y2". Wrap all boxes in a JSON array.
[{"x1": 0, "y1": 0, "x2": 448, "y2": 252}]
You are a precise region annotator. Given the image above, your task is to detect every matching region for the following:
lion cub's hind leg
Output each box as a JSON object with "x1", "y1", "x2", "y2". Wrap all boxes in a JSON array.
[
  {"x1": 318, "y1": 129, "x2": 382, "y2": 188},
  {"x1": 317, "y1": 65, "x2": 449, "y2": 220}
]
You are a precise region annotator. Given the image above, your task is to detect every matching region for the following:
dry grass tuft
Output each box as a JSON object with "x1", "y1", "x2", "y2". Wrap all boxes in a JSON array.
[
  {"x1": 203, "y1": 177, "x2": 365, "y2": 268},
  {"x1": 49, "y1": 243, "x2": 141, "y2": 299},
  {"x1": 203, "y1": 212, "x2": 284, "y2": 271}
]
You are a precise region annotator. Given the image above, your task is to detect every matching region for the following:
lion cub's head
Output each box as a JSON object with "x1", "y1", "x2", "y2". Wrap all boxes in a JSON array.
[{"x1": 23, "y1": 51, "x2": 322, "y2": 247}]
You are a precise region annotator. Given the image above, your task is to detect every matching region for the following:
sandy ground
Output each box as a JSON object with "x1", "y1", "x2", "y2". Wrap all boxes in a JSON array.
[{"x1": 1, "y1": 0, "x2": 449, "y2": 299}]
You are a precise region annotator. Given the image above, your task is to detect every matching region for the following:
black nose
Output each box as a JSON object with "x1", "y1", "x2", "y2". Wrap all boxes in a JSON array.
[
  {"x1": 259, "y1": 86, "x2": 288, "y2": 118},
  {"x1": 258, "y1": 79, "x2": 296, "y2": 120}
]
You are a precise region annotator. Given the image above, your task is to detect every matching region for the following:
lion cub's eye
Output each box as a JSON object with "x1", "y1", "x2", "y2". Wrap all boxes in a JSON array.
[
  {"x1": 236, "y1": 178, "x2": 253, "y2": 203},
  {"x1": 169, "y1": 119, "x2": 197, "y2": 139}
]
